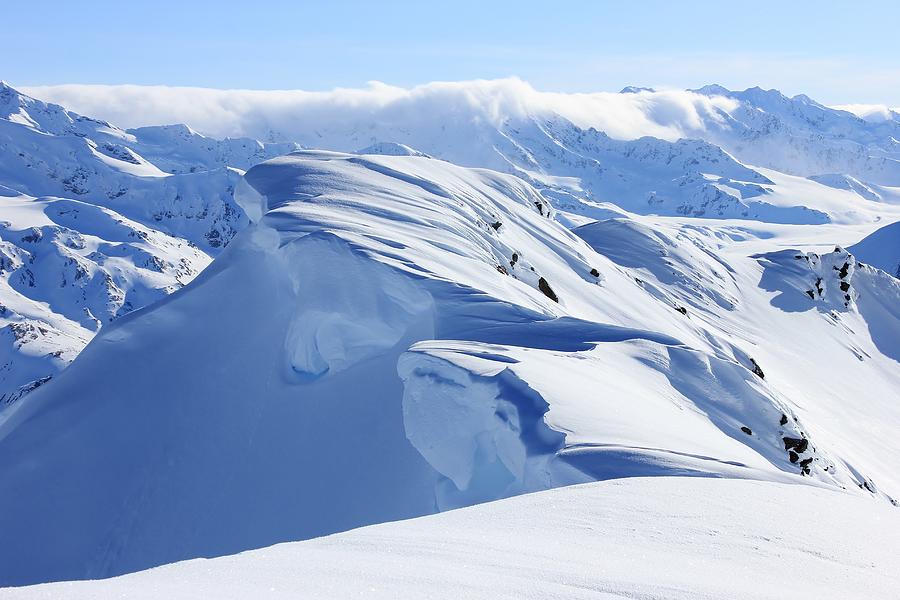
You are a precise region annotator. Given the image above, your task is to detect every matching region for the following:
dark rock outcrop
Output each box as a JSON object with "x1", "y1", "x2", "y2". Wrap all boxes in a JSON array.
[
  {"x1": 538, "y1": 277, "x2": 558, "y2": 302},
  {"x1": 749, "y1": 358, "x2": 765, "y2": 379}
]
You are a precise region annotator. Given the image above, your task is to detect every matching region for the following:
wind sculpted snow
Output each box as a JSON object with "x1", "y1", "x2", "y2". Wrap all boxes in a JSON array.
[
  {"x1": 3, "y1": 80, "x2": 897, "y2": 407},
  {"x1": 2, "y1": 151, "x2": 898, "y2": 586}
]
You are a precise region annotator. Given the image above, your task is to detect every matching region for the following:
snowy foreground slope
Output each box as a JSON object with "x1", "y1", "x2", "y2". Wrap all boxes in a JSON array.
[
  {"x1": 1, "y1": 150, "x2": 898, "y2": 588},
  {"x1": 6, "y1": 477, "x2": 899, "y2": 600}
]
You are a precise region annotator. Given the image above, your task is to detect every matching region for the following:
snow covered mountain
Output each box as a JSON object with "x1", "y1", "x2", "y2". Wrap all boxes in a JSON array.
[
  {"x1": 1, "y1": 150, "x2": 898, "y2": 587},
  {"x1": 0, "y1": 189, "x2": 209, "y2": 405},
  {"x1": 0, "y1": 83, "x2": 297, "y2": 403},
  {"x1": 291, "y1": 83, "x2": 900, "y2": 218},
  {"x1": 25, "y1": 79, "x2": 900, "y2": 211},
  {"x1": 8, "y1": 79, "x2": 895, "y2": 408},
  {"x1": 0, "y1": 82, "x2": 297, "y2": 247},
  {"x1": 691, "y1": 85, "x2": 900, "y2": 184},
  {"x1": 1, "y1": 80, "x2": 899, "y2": 594}
]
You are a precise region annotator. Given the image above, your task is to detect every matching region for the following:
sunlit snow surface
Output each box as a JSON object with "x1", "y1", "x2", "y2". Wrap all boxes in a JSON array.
[
  {"x1": 1, "y1": 150, "x2": 898, "y2": 589},
  {"x1": 6, "y1": 478, "x2": 899, "y2": 600},
  {"x1": 3, "y1": 81, "x2": 899, "y2": 405},
  {"x1": 1, "y1": 82, "x2": 900, "y2": 594},
  {"x1": 0, "y1": 83, "x2": 297, "y2": 402}
]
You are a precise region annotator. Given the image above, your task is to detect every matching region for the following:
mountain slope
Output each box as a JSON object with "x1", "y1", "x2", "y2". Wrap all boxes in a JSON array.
[
  {"x1": 7, "y1": 477, "x2": 899, "y2": 600},
  {"x1": 2, "y1": 78, "x2": 890, "y2": 406},
  {"x1": 849, "y1": 219, "x2": 900, "y2": 277},
  {"x1": 0, "y1": 84, "x2": 299, "y2": 402},
  {"x1": 0, "y1": 188, "x2": 209, "y2": 406},
  {"x1": 692, "y1": 85, "x2": 900, "y2": 184},
  {"x1": 1, "y1": 151, "x2": 897, "y2": 586},
  {"x1": 25, "y1": 80, "x2": 900, "y2": 223}
]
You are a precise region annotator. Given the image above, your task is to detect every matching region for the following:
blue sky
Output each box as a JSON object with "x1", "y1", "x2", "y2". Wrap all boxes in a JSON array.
[{"x1": 4, "y1": 0, "x2": 899, "y2": 104}]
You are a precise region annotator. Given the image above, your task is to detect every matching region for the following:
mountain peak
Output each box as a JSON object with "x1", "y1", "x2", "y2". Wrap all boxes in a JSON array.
[
  {"x1": 738, "y1": 86, "x2": 789, "y2": 102},
  {"x1": 691, "y1": 84, "x2": 732, "y2": 96},
  {"x1": 620, "y1": 86, "x2": 656, "y2": 94}
]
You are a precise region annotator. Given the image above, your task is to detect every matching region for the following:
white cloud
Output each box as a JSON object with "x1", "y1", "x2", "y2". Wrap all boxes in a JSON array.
[
  {"x1": 831, "y1": 103, "x2": 899, "y2": 123},
  {"x1": 20, "y1": 78, "x2": 740, "y2": 143}
]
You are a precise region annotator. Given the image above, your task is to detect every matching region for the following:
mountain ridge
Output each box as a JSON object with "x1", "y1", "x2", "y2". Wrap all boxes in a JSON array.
[
  {"x1": 0, "y1": 81, "x2": 899, "y2": 590},
  {"x1": 1, "y1": 149, "x2": 898, "y2": 586}
]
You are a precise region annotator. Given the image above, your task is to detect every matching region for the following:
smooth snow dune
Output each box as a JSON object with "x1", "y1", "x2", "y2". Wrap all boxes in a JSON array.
[
  {"x1": 0, "y1": 150, "x2": 664, "y2": 584},
  {"x1": 4, "y1": 477, "x2": 898, "y2": 600},
  {"x1": 849, "y1": 219, "x2": 900, "y2": 277}
]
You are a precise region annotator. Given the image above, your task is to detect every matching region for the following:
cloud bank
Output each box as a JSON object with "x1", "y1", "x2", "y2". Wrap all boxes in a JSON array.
[
  {"x1": 21, "y1": 78, "x2": 739, "y2": 143},
  {"x1": 831, "y1": 103, "x2": 900, "y2": 123}
]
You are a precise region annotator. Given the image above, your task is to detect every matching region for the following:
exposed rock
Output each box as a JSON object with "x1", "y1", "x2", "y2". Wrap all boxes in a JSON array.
[
  {"x1": 837, "y1": 262, "x2": 850, "y2": 279},
  {"x1": 537, "y1": 277, "x2": 558, "y2": 302},
  {"x1": 783, "y1": 436, "x2": 809, "y2": 453},
  {"x1": 740, "y1": 426, "x2": 752, "y2": 435},
  {"x1": 749, "y1": 358, "x2": 765, "y2": 379}
]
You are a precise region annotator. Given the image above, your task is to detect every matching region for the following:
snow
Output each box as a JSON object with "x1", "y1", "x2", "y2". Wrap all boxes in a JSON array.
[
  {"x1": 1, "y1": 81, "x2": 899, "y2": 594},
  {"x1": 0, "y1": 191, "x2": 210, "y2": 406},
  {"x1": 6, "y1": 477, "x2": 899, "y2": 600},
  {"x1": 22, "y1": 80, "x2": 900, "y2": 188},
  {"x1": 832, "y1": 103, "x2": 900, "y2": 123},
  {"x1": 808, "y1": 173, "x2": 885, "y2": 202},
  {"x1": 0, "y1": 84, "x2": 295, "y2": 401},
  {"x1": 849, "y1": 219, "x2": 900, "y2": 277},
  {"x1": 1, "y1": 149, "x2": 898, "y2": 587}
]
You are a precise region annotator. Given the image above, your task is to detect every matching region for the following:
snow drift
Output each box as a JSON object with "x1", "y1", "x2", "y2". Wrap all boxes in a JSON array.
[
  {"x1": 849, "y1": 219, "x2": 900, "y2": 278},
  {"x1": 2, "y1": 151, "x2": 898, "y2": 586},
  {"x1": 7, "y1": 477, "x2": 899, "y2": 600}
]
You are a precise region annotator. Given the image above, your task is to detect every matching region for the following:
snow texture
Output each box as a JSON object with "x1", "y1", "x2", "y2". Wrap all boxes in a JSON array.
[
  {"x1": 6, "y1": 477, "x2": 899, "y2": 600},
  {"x1": 1, "y1": 149, "x2": 899, "y2": 587},
  {"x1": 1, "y1": 81, "x2": 899, "y2": 594}
]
